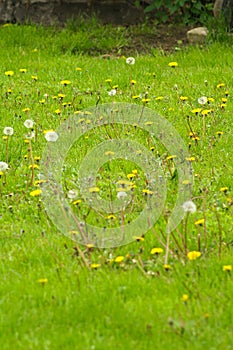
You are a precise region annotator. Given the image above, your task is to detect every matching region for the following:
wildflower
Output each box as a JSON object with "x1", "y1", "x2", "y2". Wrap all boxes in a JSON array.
[
  {"x1": 187, "y1": 251, "x2": 201, "y2": 260},
  {"x1": 151, "y1": 247, "x2": 163, "y2": 255},
  {"x1": 180, "y1": 96, "x2": 188, "y2": 101},
  {"x1": 186, "y1": 157, "x2": 195, "y2": 161},
  {"x1": 60, "y1": 80, "x2": 71, "y2": 86},
  {"x1": 89, "y1": 187, "x2": 100, "y2": 193},
  {"x1": 25, "y1": 131, "x2": 35, "y2": 140},
  {"x1": 55, "y1": 109, "x2": 61, "y2": 115},
  {"x1": 133, "y1": 236, "x2": 145, "y2": 242},
  {"x1": 223, "y1": 265, "x2": 232, "y2": 272},
  {"x1": 0, "y1": 162, "x2": 9, "y2": 172},
  {"x1": 221, "y1": 97, "x2": 227, "y2": 103},
  {"x1": 220, "y1": 187, "x2": 228, "y2": 193},
  {"x1": 76, "y1": 67, "x2": 82, "y2": 71},
  {"x1": 155, "y1": 96, "x2": 163, "y2": 101},
  {"x1": 114, "y1": 256, "x2": 124, "y2": 263},
  {"x1": 45, "y1": 131, "x2": 58, "y2": 142},
  {"x1": 5, "y1": 71, "x2": 14, "y2": 76},
  {"x1": 37, "y1": 278, "x2": 48, "y2": 284},
  {"x1": 3, "y1": 127, "x2": 14, "y2": 136},
  {"x1": 131, "y1": 79, "x2": 136, "y2": 85},
  {"x1": 198, "y1": 96, "x2": 207, "y2": 105},
  {"x1": 216, "y1": 131, "x2": 223, "y2": 136},
  {"x1": 166, "y1": 155, "x2": 176, "y2": 161},
  {"x1": 127, "y1": 173, "x2": 136, "y2": 180},
  {"x1": 19, "y1": 68, "x2": 27, "y2": 73},
  {"x1": 126, "y1": 57, "x2": 135, "y2": 65},
  {"x1": 107, "y1": 214, "x2": 116, "y2": 220},
  {"x1": 132, "y1": 95, "x2": 140, "y2": 99},
  {"x1": 164, "y1": 264, "x2": 172, "y2": 270},
  {"x1": 195, "y1": 219, "x2": 205, "y2": 226},
  {"x1": 31, "y1": 75, "x2": 38, "y2": 81},
  {"x1": 108, "y1": 89, "x2": 117, "y2": 96},
  {"x1": 86, "y1": 244, "x2": 94, "y2": 250},
  {"x1": 22, "y1": 108, "x2": 30, "y2": 113},
  {"x1": 29, "y1": 164, "x2": 39, "y2": 170},
  {"x1": 142, "y1": 98, "x2": 150, "y2": 103},
  {"x1": 72, "y1": 199, "x2": 82, "y2": 205},
  {"x1": 142, "y1": 189, "x2": 153, "y2": 195},
  {"x1": 207, "y1": 97, "x2": 214, "y2": 103},
  {"x1": 30, "y1": 189, "x2": 42, "y2": 197},
  {"x1": 201, "y1": 109, "x2": 212, "y2": 116},
  {"x1": 191, "y1": 108, "x2": 201, "y2": 114},
  {"x1": 105, "y1": 151, "x2": 115, "y2": 156},
  {"x1": 24, "y1": 119, "x2": 34, "y2": 128},
  {"x1": 39, "y1": 99, "x2": 45, "y2": 104},
  {"x1": 117, "y1": 191, "x2": 127, "y2": 199},
  {"x1": 67, "y1": 190, "x2": 78, "y2": 199},
  {"x1": 168, "y1": 62, "x2": 178, "y2": 67},
  {"x1": 182, "y1": 200, "x2": 197, "y2": 213},
  {"x1": 217, "y1": 83, "x2": 225, "y2": 88},
  {"x1": 181, "y1": 294, "x2": 189, "y2": 302},
  {"x1": 91, "y1": 263, "x2": 101, "y2": 269}
]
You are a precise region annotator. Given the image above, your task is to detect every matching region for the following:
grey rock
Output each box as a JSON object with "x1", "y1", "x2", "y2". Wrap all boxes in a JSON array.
[{"x1": 187, "y1": 27, "x2": 208, "y2": 45}]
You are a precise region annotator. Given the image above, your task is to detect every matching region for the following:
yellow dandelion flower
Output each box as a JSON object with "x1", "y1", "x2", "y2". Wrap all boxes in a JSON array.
[
  {"x1": 55, "y1": 109, "x2": 61, "y2": 114},
  {"x1": 164, "y1": 264, "x2": 172, "y2": 270},
  {"x1": 60, "y1": 80, "x2": 71, "y2": 86},
  {"x1": 5, "y1": 71, "x2": 14, "y2": 76},
  {"x1": 86, "y1": 244, "x2": 94, "y2": 249},
  {"x1": 220, "y1": 187, "x2": 228, "y2": 193},
  {"x1": 105, "y1": 151, "x2": 115, "y2": 156},
  {"x1": 31, "y1": 75, "x2": 38, "y2": 81},
  {"x1": 180, "y1": 96, "x2": 188, "y2": 101},
  {"x1": 37, "y1": 278, "x2": 48, "y2": 284},
  {"x1": 29, "y1": 164, "x2": 39, "y2": 169},
  {"x1": 191, "y1": 108, "x2": 201, "y2": 114},
  {"x1": 187, "y1": 251, "x2": 201, "y2": 260},
  {"x1": 150, "y1": 247, "x2": 163, "y2": 255},
  {"x1": 221, "y1": 97, "x2": 227, "y2": 103},
  {"x1": 30, "y1": 189, "x2": 42, "y2": 197},
  {"x1": 223, "y1": 265, "x2": 232, "y2": 272},
  {"x1": 182, "y1": 180, "x2": 191, "y2": 185},
  {"x1": 22, "y1": 108, "x2": 30, "y2": 113},
  {"x1": 186, "y1": 157, "x2": 196, "y2": 162},
  {"x1": 114, "y1": 256, "x2": 124, "y2": 263},
  {"x1": 105, "y1": 79, "x2": 112, "y2": 83},
  {"x1": 89, "y1": 187, "x2": 100, "y2": 193},
  {"x1": 217, "y1": 83, "x2": 225, "y2": 88},
  {"x1": 168, "y1": 62, "x2": 178, "y2": 67},
  {"x1": 133, "y1": 236, "x2": 145, "y2": 242},
  {"x1": 132, "y1": 95, "x2": 140, "y2": 99},
  {"x1": 58, "y1": 93, "x2": 65, "y2": 98},
  {"x1": 181, "y1": 294, "x2": 189, "y2": 302},
  {"x1": 195, "y1": 219, "x2": 205, "y2": 226},
  {"x1": 144, "y1": 121, "x2": 153, "y2": 126},
  {"x1": 155, "y1": 96, "x2": 163, "y2": 101},
  {"x1": 76, "y1": 67, "x2": 82, "y2": 71},
  {"x1": 19, "y1": 68, "x2": 27, "y2": 73},
  {"x1": 91, "y1": 263, "x2": 101, "y2": 269},
  {"x1": 207, "y1": 97, "x2": 214, "y2": 103},
  {"x1": 142, "y1": 98, "x2": 150, "y2": 103},
  {"x1": 132, "y1": 169, "x2": 138, "y2": 174},
  {"x1": 201, "y1": 109, "x2": 212, "y2": 116},
  {"x1": 107, "y1": 214, "x2": 116, "y2": 220},
  {"x1": 216, "y1": 131, "x2": 223, "y2": 136},
  {"x1": 72, "y1": 199, "x2": 82, "y2": 205},
  {"x1": 142, "y1": 189, "x2": 154, "y2": 195},
  {"x1": 127, "y1": 173, "x2": 136, "y2": 180},
  {"x1": 166, "y1": 155, "x2": 177, "y2": 161},
  {"x1": 131, "y1": 79, "x2": 136, "y2": 85}
]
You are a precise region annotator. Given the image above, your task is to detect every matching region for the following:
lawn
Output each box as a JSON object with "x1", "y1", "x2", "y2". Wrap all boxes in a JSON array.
[{"x1": 0, "y1": 21, "x2": 232, "y2": 350}]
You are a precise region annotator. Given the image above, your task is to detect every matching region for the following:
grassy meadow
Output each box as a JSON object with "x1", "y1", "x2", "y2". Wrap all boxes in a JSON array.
[{"x1": 0, "y1": 20, "x2": 232, "y2": 350}]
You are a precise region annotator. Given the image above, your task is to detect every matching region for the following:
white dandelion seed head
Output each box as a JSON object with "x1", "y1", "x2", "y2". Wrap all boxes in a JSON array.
[
  {"x1": 67, "y1": 189, "x2": 78, "y2": 199},
  {"x1": 3, "y1": 127, "x2": 14, "y2": 136},
  {"x1": 24, "y1": 119, "x2": 34, "y2": 128},
  {"x1": 25, "y1": 131, "x2": 35, "y2": 139},
  {"x1": 117, "y1": 191, "x2": 127, "y2": 199},
  {"x1": 126, "y1": 57, "x2": 135, "y2": 65},
  {"x1": 108, "y1": 89, "x2": 117, "y2": 97},
  {"x1": 198, "y1": 96, "x2": 207, "y2": 105},
  {"x1": 182, "y1": 200, "x2": 197, "y2": 213},
  {"x1": 0, "y1": 161, "x2": 9, "y2": 172},
  {"x1": 45, "y1": 131, "x2": 58, "y2": 142}
]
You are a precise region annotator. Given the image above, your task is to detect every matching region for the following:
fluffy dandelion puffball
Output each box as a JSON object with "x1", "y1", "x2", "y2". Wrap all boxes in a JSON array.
[
  {"x1": 0, "y1": 161, "x2": 9, "y2": 172},
  {"x1": 182, "y1": 200, "x2": 197, "y2": 213},
  {"x1": 45, "y1": 131, "x2": 58, "y2": 142},
  {"x1": 126, "y1": 57, "x2": 135, "y2": 65},
  {"x1": 24, "y1": 119, "x2": 34, "y2": 128},
  {"x1": 3, "y1": 127, "x2": 14, "y2": 136}
]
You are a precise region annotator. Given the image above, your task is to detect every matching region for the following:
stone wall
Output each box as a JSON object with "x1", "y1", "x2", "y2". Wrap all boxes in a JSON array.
[{"x1": 0, "y1": 0, "x2": 144, "y2": 25}]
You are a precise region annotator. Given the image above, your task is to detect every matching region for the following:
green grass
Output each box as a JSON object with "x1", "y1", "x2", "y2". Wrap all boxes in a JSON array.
[{"x1": 0, "y1": 22, "x2": 233, "y2": 350}]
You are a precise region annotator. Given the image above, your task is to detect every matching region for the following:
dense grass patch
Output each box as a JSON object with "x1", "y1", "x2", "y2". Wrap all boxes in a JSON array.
[{"x1": 0, "y1": 22, "x2": 232, "y2": 349}]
